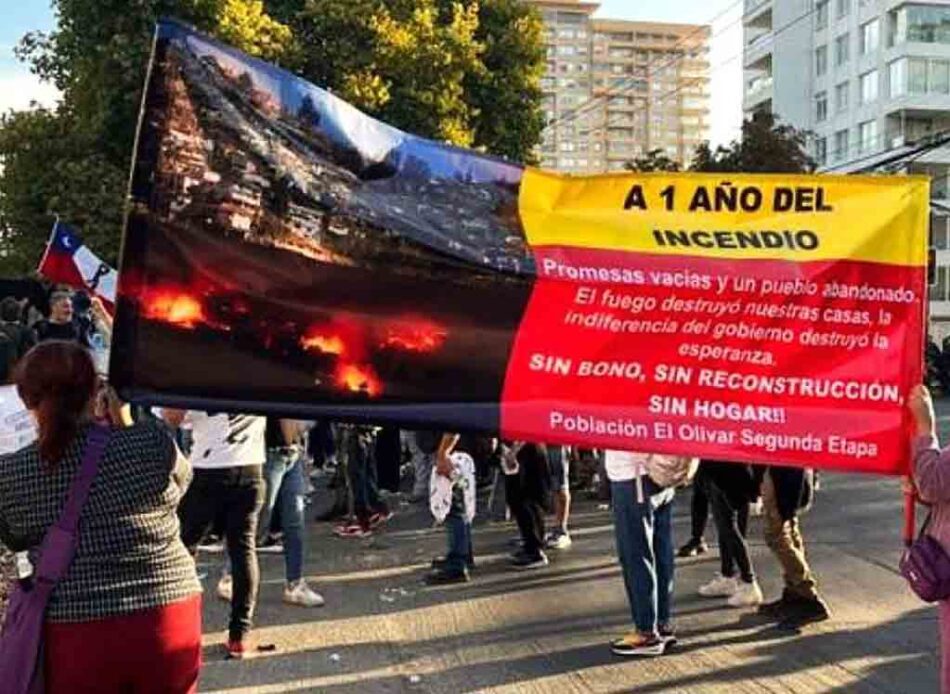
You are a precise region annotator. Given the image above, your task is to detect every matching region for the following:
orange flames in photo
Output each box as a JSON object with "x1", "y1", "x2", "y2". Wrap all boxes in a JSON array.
[
  {"x1": 300, "y1": 331, "x2": 346, "y2": 355},
  {"x1": 381, "y1": 319, "x2": 447, "y2": 353},
  {"x1": 335, "y1": 362, "x2": 382, "y2": 397},
  {"x1": 140, "y1": 289, "x2": 208, "y2": 329}
]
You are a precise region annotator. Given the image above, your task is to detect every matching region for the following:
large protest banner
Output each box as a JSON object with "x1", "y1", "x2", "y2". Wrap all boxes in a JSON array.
[{"x1": 112, "y1": 20, "x2": 928, "y2": 474}]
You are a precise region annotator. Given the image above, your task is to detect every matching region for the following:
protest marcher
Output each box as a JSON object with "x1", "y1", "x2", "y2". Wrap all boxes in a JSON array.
[
  {"x1": 606, "y1": 450, "x2": 678, "y2": 657},
  {"x1": 758, "y1": 465, "x2": 830, "y2": 630},
  {"x1": 334, "y1": 425, "x2": 391, "y2": 538},
  {"x1": 409, "y1": 430, "x2": 440, "y2": 503},
  {"x1": 908, "y1": 384, "x2": 950, "y2": 692},
  {"x1": 426, "y1": 433, "x2": 476, "y2": 585},
  {"x1": 678, "y1": 481, "x2": 709, "y2": 558},
  {"x1": 696, "y1": 460, "x2": 763, "y2": 607},
  {"x1": 0, "y1": 342, "x2": 201, "y2": 691},
  {"x1": 504, "y1": 442, "x2": 552, "y2": 569},
  {"x1": 545, "y1": 444, "x2": 573, "y2": 550},
  {"x1": 164, "y1": 409, "x2": 266, "y2": 659},
  {"x1": 0, "y1": 297, "x2": 36, "y2": 359},
  {"x1": 256, "y1": 418, "x2": 324, "y2": 607},
  {"x1": 33, "y1": 291, "x2": 89, "y2": 346}
]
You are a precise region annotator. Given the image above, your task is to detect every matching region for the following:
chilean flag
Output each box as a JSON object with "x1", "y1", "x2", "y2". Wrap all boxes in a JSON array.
[{"x1": 37, "y1": 222, "x2": 117, "y2": 310}]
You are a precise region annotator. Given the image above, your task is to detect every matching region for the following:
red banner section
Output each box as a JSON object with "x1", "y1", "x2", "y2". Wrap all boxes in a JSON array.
[{"x1": 502, "y1": 247, "x2": 924, "y2": 474}]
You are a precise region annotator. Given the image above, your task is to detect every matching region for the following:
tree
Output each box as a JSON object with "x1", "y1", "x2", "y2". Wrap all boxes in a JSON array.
[
  {"x1": 691, "y1": 113, "x2": 814, "y2": 174},
  {"x1": 625, "y1": 114, "x2": 813, "y2": 176},
  {"x1": 0, "y1": 0, "x2": 292, "y2": 274},
  {"x1": 281, "y1": 0, "x2": 545, "y2": 158},
  {"x1": 624, "y1": 148, "x2": 681, "y2": 173}
]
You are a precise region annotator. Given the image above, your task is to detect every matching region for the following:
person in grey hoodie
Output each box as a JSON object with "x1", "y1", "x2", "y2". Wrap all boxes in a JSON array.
[{"x1": 909, "y1": 384, "x2": 950, "y2": 693}]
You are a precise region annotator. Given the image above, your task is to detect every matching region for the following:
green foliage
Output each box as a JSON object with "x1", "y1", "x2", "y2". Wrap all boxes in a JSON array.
[
  {"x1": 0, "y1": 0, "x2": 545, "y2": 275},
  {"x1": 626, "y1": 114, "x2": 814, "y2": 175}
]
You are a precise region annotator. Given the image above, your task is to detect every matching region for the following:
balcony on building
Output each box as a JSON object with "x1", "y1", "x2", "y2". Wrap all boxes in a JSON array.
[
  {"x1": 744, "y1": 0, "x2": 773, "y2": 27},
  {"x1": 743, "y1": 54, "x2": 773, "y2": 112}
]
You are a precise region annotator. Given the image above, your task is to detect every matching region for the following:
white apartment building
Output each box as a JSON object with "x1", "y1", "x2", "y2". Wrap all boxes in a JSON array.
[
  {"x1": 529, "y1": 0, "x2": 711, "y2": 174},
  {"x1": 744, "y1": 0, "x2": 950, "y2": 338}
]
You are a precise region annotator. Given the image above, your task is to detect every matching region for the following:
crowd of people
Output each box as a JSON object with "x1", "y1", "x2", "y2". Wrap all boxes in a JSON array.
[{"x1": 0, "y1": 287, "x2": 949, "y2": 692}]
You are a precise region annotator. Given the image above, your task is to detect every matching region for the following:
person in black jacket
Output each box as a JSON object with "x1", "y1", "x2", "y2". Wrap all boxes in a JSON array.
[
  {"x1": 758, "y1": 465, "x2": 831, "y2": 630},
  {"x1": 696, "y1": 460, "x2": 763, "y2": 608}
]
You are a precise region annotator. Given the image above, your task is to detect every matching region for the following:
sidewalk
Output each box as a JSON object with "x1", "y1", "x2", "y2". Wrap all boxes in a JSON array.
[{"x1": 196, "y1": 467, "x2": 938, "y2": 693}]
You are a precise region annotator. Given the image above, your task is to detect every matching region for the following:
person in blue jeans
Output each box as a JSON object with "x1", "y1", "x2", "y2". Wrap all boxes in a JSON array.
[
  {"x1": 426, "y1": 433, "x2": 475, "y2": 584},
  {"x1": 605, "y1": 450, "x2": 676, "y2": 657}
]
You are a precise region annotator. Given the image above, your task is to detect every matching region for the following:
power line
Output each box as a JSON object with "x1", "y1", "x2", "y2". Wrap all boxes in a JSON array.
[
  {"x1": 541, "y1": 0, "x2": 742, "y2": 133},
  {"x1": 575, "y1": 1, "x2": 822, "y2": 149}
]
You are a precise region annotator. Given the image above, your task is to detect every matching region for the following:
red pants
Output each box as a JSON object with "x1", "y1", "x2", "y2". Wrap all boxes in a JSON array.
[{"x1": 45, "y1": 594, "x2": 202, "y2": 693}]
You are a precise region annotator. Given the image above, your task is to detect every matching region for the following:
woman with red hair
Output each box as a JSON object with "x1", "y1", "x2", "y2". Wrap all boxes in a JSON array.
[{"x1": 0, "y1": 341, "x2": 202, "y2": 692}]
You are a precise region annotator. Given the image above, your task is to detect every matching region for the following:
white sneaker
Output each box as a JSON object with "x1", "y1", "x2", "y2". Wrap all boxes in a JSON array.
[
  {"x1": 283, "y1": 580, "x2": 325, "y2": 608},
  {"x1": 216, "y1": 573, "x2": 233, "y2": 602},
  {"x1": 727, "y1": 580, "x2": 764, "y2": 608},
  {"x1": 545, "y1": 531, "x2": 573, "y2": 550},
  {"x1": 698, "y1": 574, "x2": 739, "y2": 598}
]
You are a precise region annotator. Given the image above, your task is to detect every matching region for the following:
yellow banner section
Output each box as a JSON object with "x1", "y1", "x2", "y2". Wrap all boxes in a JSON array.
[{"x1": 519, "y1": 170, "x2": 929, "y2": 267}]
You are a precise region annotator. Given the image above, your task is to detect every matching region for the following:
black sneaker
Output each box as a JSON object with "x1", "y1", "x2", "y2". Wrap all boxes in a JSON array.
[
  {"x1": 256, "y1": 534, "x2": 284, "y2": 554},
  {"x1": 776, "y1": 597, "x2": 831, "y2": 632},
  {"x1": 431, "y1": 556, "x2": 476, "y2": 571},
  {"x1": 677, "y1": 538, "x2": 708, "y2": 558},
  {"x1": 757, "y1": 589, "x2": 797, "y2": 620},
  {"x1": 510, "y1": 550, "x2": 549, "y2": 570},
  {"x1": 610, "y1": 631, "x2": 667, "y2": 657},
  {"x1": 424, "y1": 567, "x2": 470, "y2": 585}
]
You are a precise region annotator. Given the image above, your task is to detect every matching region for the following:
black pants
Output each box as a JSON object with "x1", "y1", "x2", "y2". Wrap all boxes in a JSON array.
[
  {"x1": 706, "y1": 477, "x2": 753, "y2": 583},
  {"x1": 179, "y1": 465, "x2": 265, "y2": 642},
  {"x1": 690, "y1": 480, "x2": 709, "y2": 542},
  {"x1": 505, "y1": 473, "x2": 546, "y2": 556}
]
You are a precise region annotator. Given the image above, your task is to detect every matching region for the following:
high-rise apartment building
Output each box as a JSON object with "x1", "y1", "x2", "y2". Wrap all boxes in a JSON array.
[
  {"x1": 743, "y1": 0, "x2": 950, "y2": 336},
  {"x1": 528, "y1": 0, "x2": 711, "y2": 173}
]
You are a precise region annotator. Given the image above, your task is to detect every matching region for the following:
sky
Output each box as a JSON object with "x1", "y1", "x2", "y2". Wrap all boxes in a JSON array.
[{"x1": 0, "y1": 0, "x2": 743, "y2": 146}]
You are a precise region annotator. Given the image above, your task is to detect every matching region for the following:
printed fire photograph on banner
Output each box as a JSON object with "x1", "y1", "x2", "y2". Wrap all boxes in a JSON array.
[{"x1": 111, "y1": 21, "x2": 533, "y2": 427}]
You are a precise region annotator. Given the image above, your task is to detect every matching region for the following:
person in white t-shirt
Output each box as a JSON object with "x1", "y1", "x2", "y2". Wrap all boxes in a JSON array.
[
  {"x1": 605, "y1": 450, "x2": 676, "y2": 658},
  {"x1": 163, "y1": 409, "x2": 265, "y2": 660}
]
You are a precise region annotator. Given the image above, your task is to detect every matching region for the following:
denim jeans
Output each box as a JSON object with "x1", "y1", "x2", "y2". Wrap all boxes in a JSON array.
[
  {"x1": 444, "y1": 486, "x2": 472, "y2": 573},
  {"x1": 179, "y1": 465, "x2": 264, "y2": 642},
  {"x1": 258, "y1": 448, "x2": 307, "y2": 583},
  {"x1": 611, "y1": 477, "x2": 675, "y2": 635}
]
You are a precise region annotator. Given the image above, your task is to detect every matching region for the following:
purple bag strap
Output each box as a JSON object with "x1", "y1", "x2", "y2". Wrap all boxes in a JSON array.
[{"x1": 53, "y1": 425, "x2": 111, "y2": 534}]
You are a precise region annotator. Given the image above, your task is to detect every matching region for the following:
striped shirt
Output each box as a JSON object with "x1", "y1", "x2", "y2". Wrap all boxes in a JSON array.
[{"x1": 0, "y1": 421, "x2": 200, "y2": 622}]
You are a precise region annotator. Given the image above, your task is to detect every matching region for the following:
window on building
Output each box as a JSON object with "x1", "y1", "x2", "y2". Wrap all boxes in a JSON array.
[
  {"x1": 816, "y1": 45, "x2": 828, "y2": 76},
  {"x1": 859, "y1": 120, "x2": 878, "y2": 152},
  {"x1": 910, "y1": 57, "x2": 929, "y2": 93},
  {"x1": 890, "y1": 5, "x2": 950, "y2": 45},
  {"x1": 815, "y1": 91, "x2": 828, "y2": 122},
  {"x1": 834, "y1": 128, "x2": 850, "y2": 160},
  {"x1": 835, "y1": 33, "x2": 850, "y2": 66},
  {"x1": 816, "y1": 1, "x2": 829, "y2": 30},
  {"x1": 860, "y1": 20, "x2": 880, "y2": 54},
  {"x1": 557, "y1": 28, "x2": 576, "y2": 39},
  {"x1": 836, "y1": 0, "x2": 849, "y2": 19},
  {"x1": 556, "y1": 45, "x2": 575, "y2": 56},
  {"x1": 835, "y1": 81, "x2": 849, "y2": 112},
  {"x1": 937, "y1": 266, "x2": 948, "y2": 299},
  {"x1": 889, "y1": 58, "x2": 907, "y2": 96},
  {"x1": 931, "y1": 60, "x2": 950, "y2": 94},
  {"x1": 815, "y1": 137, "x2": 828, "y2": 167},
  {"x1": 859, "y1": 70, "x2": 878, "y2": 104}
]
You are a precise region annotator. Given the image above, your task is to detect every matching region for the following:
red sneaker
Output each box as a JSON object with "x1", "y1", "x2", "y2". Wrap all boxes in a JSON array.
[
  {"x1": 368, "y1": 510, "x2": 393, "y2": 528},
  {"x1": 333, "y1": 523, "x2": 372, "y2": 538},
  {"x1": 226, "y1": 639, "x2": 246, "y2": 660}
]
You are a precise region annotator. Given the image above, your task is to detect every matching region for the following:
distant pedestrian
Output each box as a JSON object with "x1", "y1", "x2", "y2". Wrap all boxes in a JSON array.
[
  {"x1": 33, "y1": 292, "x2": 89, "y2": 346},
  {"x1": 164, "y1": 409, "x2": 266, "y2": 660},
  {"x1": 757, "y1": 465, "x2": 830, "y2": 630},
  {"x1": 426, "y1": 433, "x2": 477, "y2": 585},
  {"x1": 1, "y1": 342, "x2": 201, "y2": 692},
  {"x1": 505, "y1": 442, "x2": 552, "y2": 570},
  {"x1": 606, "y1": 451, "x2": 679, "y2": 657},
  {"x1": 544, "y1": 444, "x2": 573, "y2": 550},
  {"x1": 909, "y1": 385, "x2": 950, "y2": 692}
]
